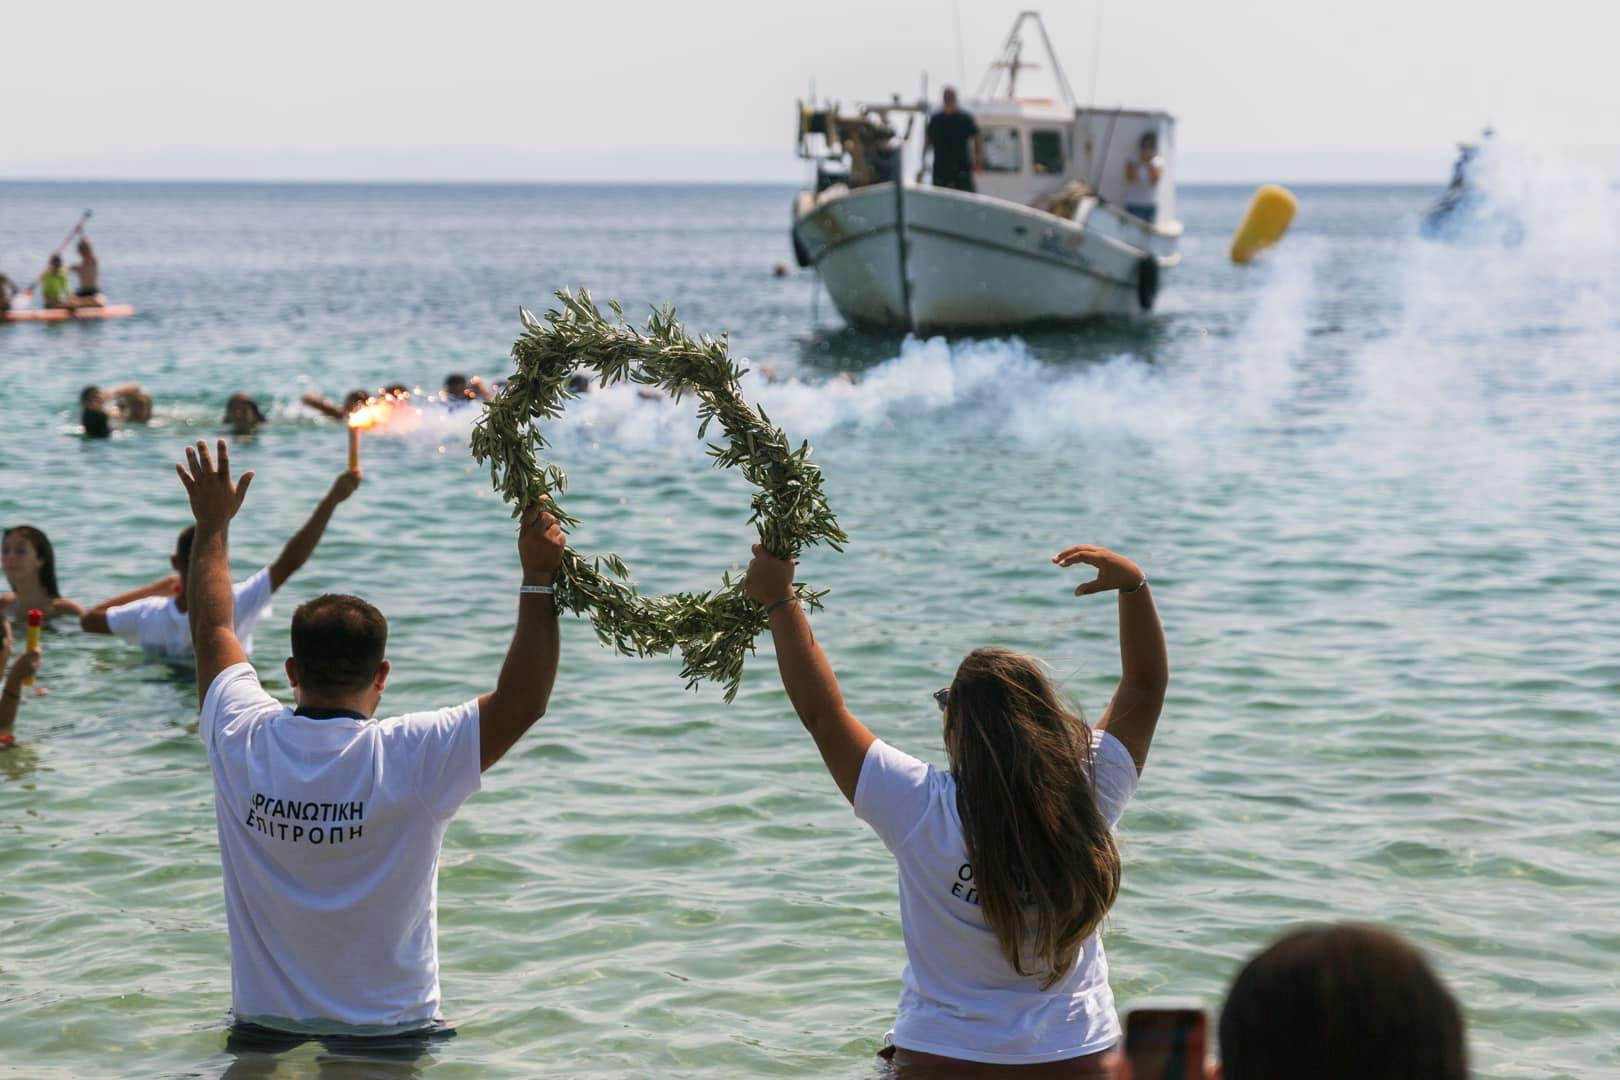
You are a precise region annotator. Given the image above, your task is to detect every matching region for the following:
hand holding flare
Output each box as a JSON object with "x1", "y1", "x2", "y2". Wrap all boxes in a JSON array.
[
  {"x1": 346, "y1": 400, "x2": 390, "y2": 470},
  {"x1": 22, "y1": 610, "x2": 41, "y2": 687}
]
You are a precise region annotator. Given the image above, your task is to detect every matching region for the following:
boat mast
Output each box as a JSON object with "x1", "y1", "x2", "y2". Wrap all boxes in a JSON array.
[{"x1": 976, "y1": 11, "x2": 1076, "y2": 106}]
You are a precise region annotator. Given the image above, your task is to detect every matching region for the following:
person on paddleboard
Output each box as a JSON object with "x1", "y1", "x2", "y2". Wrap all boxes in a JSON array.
[
  {"x1": 70, "y1": 235, "x2": 103, "y2": 306},
  {"x1": 172, "y1": 440, "x2": 564, "y2": 1047},
  {"x1": 40, "y1": 254, "x2": 75, "y2": 310},
  {"x1": 744, "y1": 541, "x2": 1167, "y2": 1073}
]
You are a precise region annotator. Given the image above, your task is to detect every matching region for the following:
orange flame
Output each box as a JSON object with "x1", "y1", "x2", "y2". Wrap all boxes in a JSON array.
[{"x1": 347, "y1": 401, "x2": 393, "y2": 431}]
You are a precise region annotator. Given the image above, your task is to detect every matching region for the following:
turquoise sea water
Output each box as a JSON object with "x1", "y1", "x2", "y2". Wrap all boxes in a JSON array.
[{"x1": 1, "y1": 178, "x2": 1617, "y2": 1078}]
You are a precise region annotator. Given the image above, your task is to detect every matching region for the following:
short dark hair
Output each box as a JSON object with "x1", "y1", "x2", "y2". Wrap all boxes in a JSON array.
[
  {"x1": 290, "y1": 594, "x2": 388, "y2": 694},
  {"x1": 175, "y1": 525, "x2": 196, "y2": 573},
  {"x1": 82, "y1": 408, "x2": 111, "y2": 439},
  {"x1": 1219, "y1": 924, "x2": 1467, "y2": 1080}
]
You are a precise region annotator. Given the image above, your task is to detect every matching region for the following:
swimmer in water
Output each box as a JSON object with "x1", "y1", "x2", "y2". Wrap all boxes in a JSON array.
[
  {"x1": 224, "y1": 394, "x2": 268, "y2": 435},
  {"x1": 302, "y1": 389, "x2": 371, "y2": 421},
  {"x1": 442, "y1": 374, "x2": 494, "y2": 404},
  {"x1": 80, "y1": 384, "x2": 153, "y2": 438},
  {"x1": 2, "y1": 525, "x2": 85, "y2": 624}
]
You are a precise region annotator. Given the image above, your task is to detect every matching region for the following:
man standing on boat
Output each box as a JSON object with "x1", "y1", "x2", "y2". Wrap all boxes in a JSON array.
[{"x1": 924, "y1": 87, "x2": 982, "y2": 193}]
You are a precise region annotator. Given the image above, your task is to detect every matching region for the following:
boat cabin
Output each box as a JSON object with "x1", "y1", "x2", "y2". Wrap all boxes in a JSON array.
[{"x1": 967, "y1": 98, "x2": 1177, "y2": 224}]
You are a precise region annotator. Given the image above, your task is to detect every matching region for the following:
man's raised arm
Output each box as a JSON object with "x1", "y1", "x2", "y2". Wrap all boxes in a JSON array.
[
  {"x1": 175, "y1": 440, "x2": 255, "y2": 706},
  {"x1": 476, "y1": 504, "x2": 565, "y2": 772},
  {"x1": 269, "y1": 469, "x2": 361, "y2": 591}
]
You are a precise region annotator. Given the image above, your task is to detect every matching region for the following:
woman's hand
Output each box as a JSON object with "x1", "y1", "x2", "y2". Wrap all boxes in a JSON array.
[
  {"x1": 1053, "y1": 544, "x2": 1145, "y2": 596},
  {"x1": 744, "y1": 544, "x2": 795, "y2": 606}
]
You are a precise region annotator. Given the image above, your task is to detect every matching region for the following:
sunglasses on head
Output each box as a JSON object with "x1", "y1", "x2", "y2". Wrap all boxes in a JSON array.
[{"x1": 933, "y1": 687, "x2": 950, "y2": 713}]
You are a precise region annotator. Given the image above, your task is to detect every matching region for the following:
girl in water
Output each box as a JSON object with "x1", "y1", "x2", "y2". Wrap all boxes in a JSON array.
[
  {"x1": 744, "y1": 542, "x2": 1167, "y2": 1075},
  {"x1": 2, "y1": 526, "x2": 84, "y2": 623}
]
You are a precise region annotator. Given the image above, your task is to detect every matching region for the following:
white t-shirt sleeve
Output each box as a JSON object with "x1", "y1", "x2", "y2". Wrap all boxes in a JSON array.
[
  {"x1": 853, "y1": 739, "x2": 936, "y2": 853},
  {"x1": 104, "y1": 596, "x2": 162, "y2": 643},
  {"x1": 1090, "y1": 729, "x2": 1140, "y2": 826},
  {"x1": 391, "y1": 701, "x2": 483, "y2": 819},
  {"x1": 199, "y1": 662, "x2": 282, "y2": 751},
  {"x1": 231, "y1": 567, "x2": 275, "y2": 639}
]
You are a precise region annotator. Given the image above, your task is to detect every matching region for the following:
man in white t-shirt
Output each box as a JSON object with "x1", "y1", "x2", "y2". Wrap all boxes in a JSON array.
[
  {"x1": 173, "y1": 440, "x2": 567, "y2": 1041},
  {"x1": 79, "y1": 469, "x2": 360, "y2": 660}
]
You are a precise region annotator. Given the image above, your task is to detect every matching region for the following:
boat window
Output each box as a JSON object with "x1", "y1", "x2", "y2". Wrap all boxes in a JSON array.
[
  {"x1": 982, "y1": 127, "x2": 1023, "y2": 172},
  {"x1": 1031, "y1": 129, "x2": 1065, "y2": 174}
]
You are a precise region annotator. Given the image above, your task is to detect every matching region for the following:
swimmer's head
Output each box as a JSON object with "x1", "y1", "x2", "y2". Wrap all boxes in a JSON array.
[
  {"x1": 342, "y1": 390, "x2": 370, "y2": 414},
  {"x1": 567, "y1": 373, "x2": 592, "y2": 394},
  {"x1": 224, "y1": 393, "x2": 266, "y2": 434},
  {"x1": 286, "y1": 594, "x2": 390, "y2": 713},
  {"x1": 173, "y1": 526, "x2": 196, "y2": 580},
  {"x1": 2, "y1": 525, "x2": 63, "y2": 598},
  {"x1": 938, "y1": 647, "x2": 1121, "y2": 988},
  {"x1": 443, "y1": 374, "x2": 471, "y2": 400},
  {"x1": 80, "y1": 385, "x2": 104, "y2": 409},
  {"x1": 382, "y1": 383, "x2": 409, "y2": 399}
]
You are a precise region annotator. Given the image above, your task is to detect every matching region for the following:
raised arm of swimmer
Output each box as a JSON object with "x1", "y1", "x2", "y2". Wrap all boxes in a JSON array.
[
  {"x1": 1054, "y1": 544, "x2": 1168, "y2": 774},
  {"x1": 175, "y1": 440, "x2": 255, "y2": 705},
  {"x1": 475, "y1": 504, "x2": 565, "y2": 771}
]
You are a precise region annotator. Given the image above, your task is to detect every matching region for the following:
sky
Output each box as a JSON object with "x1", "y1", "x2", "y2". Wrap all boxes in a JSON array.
[{"x1": 4, "y1": 0, "x2": 1618, "y2": 183}]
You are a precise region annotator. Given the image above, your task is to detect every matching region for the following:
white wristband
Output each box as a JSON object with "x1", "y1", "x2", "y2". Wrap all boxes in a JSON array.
[{"x1": 519, "y1": 584, "x2": 554, "y2": 595}]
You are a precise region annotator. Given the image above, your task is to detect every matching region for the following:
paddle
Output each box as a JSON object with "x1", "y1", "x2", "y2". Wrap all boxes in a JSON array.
[{"x1": 20, "y1": 209, "x2": 92, "y2": 299}]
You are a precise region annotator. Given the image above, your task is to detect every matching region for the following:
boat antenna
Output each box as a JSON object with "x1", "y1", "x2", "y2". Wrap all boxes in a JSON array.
[
  {"x1": 976, "y1": 11, "x2": 1074, "y2": 106},
  {"x1": 1087, "y1": 0, "x2": 1104, "y2": 107},
  {"x1": 952, "y1": 0, "x2": 967, "y2": 88}
]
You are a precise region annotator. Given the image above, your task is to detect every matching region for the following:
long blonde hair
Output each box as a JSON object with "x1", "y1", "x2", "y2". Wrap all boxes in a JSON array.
[{"x1": 943, "y1": 648, "x2": 1122, "y2": 988}]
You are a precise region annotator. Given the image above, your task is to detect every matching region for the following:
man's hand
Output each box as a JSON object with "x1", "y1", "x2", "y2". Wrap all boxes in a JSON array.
[
  {"x1": 1052, "y1": 544, "x2": 1145, "y2": 596},
  {"x1": 745, "y1": 544, "x2": 795, "y2": 606},
  {"x1": 328, "y1": 469, "x2": 362, "y2": 504},
  {"x1": 518, "y1": 504, "x2": 566, "y2": 584},
  {"x1": 175, "y1": 440, "x2": 254, "y2": 530}
]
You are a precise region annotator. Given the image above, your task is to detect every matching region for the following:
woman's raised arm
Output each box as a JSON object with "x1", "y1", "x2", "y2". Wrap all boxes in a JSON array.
[
  {"x1": 744, "y1": 546, "x2": 874, "y2": 803},
  {"x1": 1054, "y1": 545, "x2": 1168, "y2": 775}
]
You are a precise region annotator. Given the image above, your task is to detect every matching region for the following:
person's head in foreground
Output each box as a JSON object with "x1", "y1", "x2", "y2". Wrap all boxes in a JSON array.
[
  {"x1": 1215, "y1": 923, "x2": 1467, "y2": 1080},
  {"x1": 2, "y1": 525, "x2": 63, "y2": 600},
  {"x1": 939, "y1": 647, "x2": 1122, "y2": 986},
  {"x1": 223, "y1": 393, "x2": 266, "y2": 435},
  {"x1": 285, "y1": 593, "x2": 390, "y2": 715}
]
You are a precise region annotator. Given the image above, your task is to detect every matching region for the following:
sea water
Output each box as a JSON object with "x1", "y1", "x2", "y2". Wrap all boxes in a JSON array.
[{"x1": 0, "y1": 177, "x2": 1616, "y2": 1078}]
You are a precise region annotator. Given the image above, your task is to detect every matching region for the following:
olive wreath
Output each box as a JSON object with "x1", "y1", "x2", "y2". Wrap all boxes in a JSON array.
[{"x1": 470, "y1": 289, "x2": 847, "y2": 701}]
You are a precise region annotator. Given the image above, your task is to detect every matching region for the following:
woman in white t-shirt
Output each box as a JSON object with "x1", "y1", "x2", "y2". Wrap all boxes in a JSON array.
[{"x1": 744, "y1": 542, "x2": 1167, "y2": 1075}]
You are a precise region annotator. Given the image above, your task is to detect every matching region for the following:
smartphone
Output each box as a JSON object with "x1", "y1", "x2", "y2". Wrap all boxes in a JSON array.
[{"x1": 1124, "y1": 1006, "x2": 1207, "y2": 1080}]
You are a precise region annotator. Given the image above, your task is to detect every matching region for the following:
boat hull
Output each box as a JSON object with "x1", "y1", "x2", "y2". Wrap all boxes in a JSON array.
[{"x1": 793, "y1": 185, "x2": 1179, "y2": 333}]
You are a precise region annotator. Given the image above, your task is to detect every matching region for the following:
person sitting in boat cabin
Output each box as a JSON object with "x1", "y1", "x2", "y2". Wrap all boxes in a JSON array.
[
  {"x1": 79, "y1": 467, "x2": 360, "y2": 661},
  {"x1": 41, "y1": 254, "x2": 75, "y2": 310},
  {"x1": 1123, "y1": 132, "x2": 1165, "y2": 224},
  {"x1": 443, "y1": 374, "x2": 493, "y2": 404},
  {"x1": 70, "y1": 235, "x2": 103, "y2": 306},
  {"x1": 224, "y1": 393, "x2": 268, "y2": 435},
  {"x1": 302, "y1": 389, "x2": 370, "y2": 421},
  {"x1": 172, "y1": 440, "x2": 564, "y2": 1042},
  {"x1": 924, "y1": 87, "x2": 983, "y2": 194},
  {"x1": 80, "y1": 383, "x2": 153, "y2": 439}
]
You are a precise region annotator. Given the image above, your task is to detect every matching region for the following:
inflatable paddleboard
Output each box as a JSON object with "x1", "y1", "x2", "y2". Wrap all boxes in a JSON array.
[{"x1": 3, "y1": 304, "x2": 135, "y2": 323}]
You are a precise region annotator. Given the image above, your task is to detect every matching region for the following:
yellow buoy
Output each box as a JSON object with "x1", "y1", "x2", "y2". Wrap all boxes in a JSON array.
[{"x1": 1230, "y1": 185, "x2": 1298, "y2": 265}]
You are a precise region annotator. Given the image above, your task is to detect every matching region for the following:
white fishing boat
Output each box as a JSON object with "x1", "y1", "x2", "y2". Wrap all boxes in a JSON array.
[{"x1": 790, "y1": 11, "x2": 1181, "y2": 333}]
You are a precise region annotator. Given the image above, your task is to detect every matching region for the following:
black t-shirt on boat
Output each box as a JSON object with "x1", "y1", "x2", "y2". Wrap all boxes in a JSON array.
[{"x1": 927, "y1": 110, "x2": 979, "y2": 191}]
